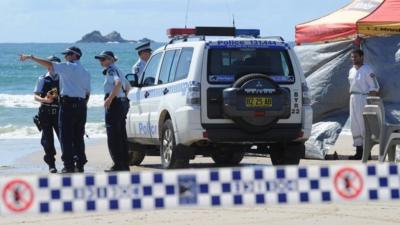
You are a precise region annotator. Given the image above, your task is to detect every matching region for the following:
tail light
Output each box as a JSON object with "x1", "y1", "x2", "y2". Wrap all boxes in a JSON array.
[
  {"x1": 186, "y1": 82, "x2": 201, "y2": 105},
  {"x1": 302, "y1": 82, "x2": 312, "y2": 106}
]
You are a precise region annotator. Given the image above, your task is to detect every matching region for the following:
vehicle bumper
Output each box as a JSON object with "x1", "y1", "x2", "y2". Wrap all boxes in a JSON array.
[
  {"x1": 173, "y1": 106, "x2": 206, "y2": 145},
  {"x1": 202, "y1": 123, "x2": 303, "y2": 144},
  {"x1": 296, "y1": 106, "x2": 313, "y2": 142}
]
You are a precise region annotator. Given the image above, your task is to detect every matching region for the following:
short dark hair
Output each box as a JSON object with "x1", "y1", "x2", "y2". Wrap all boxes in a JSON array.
[
  {"x1": 352, "y1": 49, "x2": 364, "y2": 57},
  {"x1": 138, "y1": 49, "x2": 151, "y2": 56}
]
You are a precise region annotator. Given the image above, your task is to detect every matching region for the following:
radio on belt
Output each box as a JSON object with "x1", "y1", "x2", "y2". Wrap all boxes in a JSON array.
[{"x1": 167, "y1": 27, "x2": 260, "y2": 38}]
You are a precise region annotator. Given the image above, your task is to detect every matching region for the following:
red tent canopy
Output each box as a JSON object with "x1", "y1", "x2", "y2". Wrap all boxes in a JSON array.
[
  {"x1": 295, "y1": 0, "x2": 383, "y2": 44},
  {"x1": 357, "y1": 0, "x2": 400, "y2": 36}
]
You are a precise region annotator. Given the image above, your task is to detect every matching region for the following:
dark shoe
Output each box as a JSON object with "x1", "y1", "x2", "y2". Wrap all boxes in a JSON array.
[
  {"x1": 75, "y1": 165, "x2": 84, "y2": 173},
  {"x1": 349, "y1": 146, "x2": 363, "y2": 160},
  {"x1": 61, "y1": 167, "x2": 75, "y2": 173},
  {"x1": 49, "y1": 167, "x2": 58, "y2": 174},
  {"x1": 104, "y1": 165, "x2": 130, "y2": 172}
]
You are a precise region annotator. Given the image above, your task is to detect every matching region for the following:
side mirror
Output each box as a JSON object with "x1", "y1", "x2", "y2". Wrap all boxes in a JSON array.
[{"x1": 125, "y1": 73, "x2": 139, "y2": 87}]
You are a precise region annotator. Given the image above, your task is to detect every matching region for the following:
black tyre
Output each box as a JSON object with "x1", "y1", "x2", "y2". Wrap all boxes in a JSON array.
[
  {"x1": 211, "y1": 148, "x2": 245, "y2": 166},
  {"x1": 128, "y1": 143, "x2": 146, "y2": 166},
  {"x1": 160, "y1": 119, "x2": 189, "y2": 169},
  {"x1": 270, "y1": 142, "x2": 303, "y2": 165}
]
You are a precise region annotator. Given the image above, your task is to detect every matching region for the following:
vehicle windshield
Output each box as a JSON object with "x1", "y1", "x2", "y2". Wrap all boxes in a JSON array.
[{"x1": 208, "y1": 48, "x2": 294, "y2": 84}]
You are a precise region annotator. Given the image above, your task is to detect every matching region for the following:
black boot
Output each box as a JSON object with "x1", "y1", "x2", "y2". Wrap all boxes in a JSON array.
[
  {"x1": 48, "y1": 164, "x2": 57, "y2": 173},
  {"x1": 349, "y1": 146, "x2": 363, "y2": 160}
]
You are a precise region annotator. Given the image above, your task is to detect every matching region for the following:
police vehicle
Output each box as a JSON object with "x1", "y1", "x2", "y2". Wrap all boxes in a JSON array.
[{"x1": 125, "y1": 27, "x2": 312, "y2": 169}]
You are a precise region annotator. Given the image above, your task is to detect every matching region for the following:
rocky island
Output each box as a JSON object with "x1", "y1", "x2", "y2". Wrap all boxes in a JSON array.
[{"x1": 76, "y1": 31, "x2": 154, "y2": 43}]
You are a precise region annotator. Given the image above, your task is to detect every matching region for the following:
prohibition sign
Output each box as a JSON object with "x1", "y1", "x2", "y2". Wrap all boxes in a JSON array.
[
  {"x1": 2, "y1": 179, "x2": 34, "y2": 212},
  {"x1": 334, "y1": 167, "x2": 364, "y2": 199}
]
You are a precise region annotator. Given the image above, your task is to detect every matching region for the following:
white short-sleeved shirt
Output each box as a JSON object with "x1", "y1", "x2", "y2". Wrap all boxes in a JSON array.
[
  {"x1": 104, "y1": 64, "x2": 128, "y2": 97},
  {"x1": 348, "y1": 64, "x2": 380, "y2": 94},
  {"x1": 53, "y1": 60, "x2": 91, "y2": 98}
]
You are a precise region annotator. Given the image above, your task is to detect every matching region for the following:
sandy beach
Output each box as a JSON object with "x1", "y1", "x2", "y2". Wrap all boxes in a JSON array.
[{"x1": 0, "y1": 133, "x2": 399, "y2": 225}]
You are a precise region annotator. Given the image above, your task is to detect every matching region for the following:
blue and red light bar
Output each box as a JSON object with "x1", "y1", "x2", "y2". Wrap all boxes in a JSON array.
[{"x1": 167, "y1": 27, "x2": 260, "y2": 38}]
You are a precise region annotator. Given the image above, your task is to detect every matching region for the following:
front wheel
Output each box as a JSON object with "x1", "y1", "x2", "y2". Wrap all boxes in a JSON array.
[
  {"x1": 160, "y1": 119, "x2": 189, "y2": 169},
  {"x1": 270, "y1": 142, "x2": 303, "y2": 165}
]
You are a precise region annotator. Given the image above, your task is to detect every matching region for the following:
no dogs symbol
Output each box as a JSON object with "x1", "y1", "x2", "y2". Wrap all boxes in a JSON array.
[
  {"x1": 2, "y1": 179, "x2": 34, "y2": 212},
  {"x1": 334, "y1": 168, "x2": 364, "y2": 200}
]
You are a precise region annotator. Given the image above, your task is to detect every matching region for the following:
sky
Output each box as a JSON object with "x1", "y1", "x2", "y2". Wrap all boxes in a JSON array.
[{"x1": 0, "y1": 0, "x2": 351, "y2": 43}]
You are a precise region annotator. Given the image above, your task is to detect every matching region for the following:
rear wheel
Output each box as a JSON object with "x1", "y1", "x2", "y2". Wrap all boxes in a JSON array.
[
  {"x1": 128, "y1": 143, "x2": 146, "y2": 166},
  {"x1": 211, "y1": 147, "x2": 245, "y2": 166},
  {"x1": 270, "y1": 142, "x2": 303, "y2": 165},
  {"x1": 160, "y1": 119, "x2": 190, "y2": 169}
]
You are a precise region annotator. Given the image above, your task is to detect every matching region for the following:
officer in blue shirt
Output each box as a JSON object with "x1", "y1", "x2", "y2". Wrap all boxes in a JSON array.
[
  {"x1": 20, "y1": 46, "x2": 91, "y2": 173},
  {"x1": 33, "y1": 56, "x2": 61, "y2": 173},
  {"x1": 131, "y1": 41, "x2": 152, "y2": 77},
  {"x1": 95, "y1": 51, "x2": 130, "y2": 171}
]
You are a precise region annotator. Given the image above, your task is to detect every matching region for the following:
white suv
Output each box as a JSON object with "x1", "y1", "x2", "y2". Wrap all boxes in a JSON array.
[{"x1": 125, "y1": 27, "x2": 312, "y2": 169}]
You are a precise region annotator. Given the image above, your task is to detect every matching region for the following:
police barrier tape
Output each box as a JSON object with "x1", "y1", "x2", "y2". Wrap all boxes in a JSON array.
[{"x1": 0, "y1": 163, "x2": 399, "y2": 215}]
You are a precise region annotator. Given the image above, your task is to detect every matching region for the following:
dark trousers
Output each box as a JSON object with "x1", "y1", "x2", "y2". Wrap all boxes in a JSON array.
[
  {"x1": 105, "y1": 97, "x2": 129, "y2": 168},
  {"x1": 59, "y1": 99, "x2": 87, "y2": 169},
  {"x1": 39, "y1": 107, "x2": 59, "y2": 167}
]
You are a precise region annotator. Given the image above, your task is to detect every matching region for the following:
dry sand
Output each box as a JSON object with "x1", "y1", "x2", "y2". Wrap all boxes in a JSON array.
[{"x1": 1, "y1": 133, "x2": 399, "y2": 225}]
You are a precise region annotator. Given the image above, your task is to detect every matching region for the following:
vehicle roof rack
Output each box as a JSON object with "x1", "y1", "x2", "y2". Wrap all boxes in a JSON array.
[
  {"x1": 259, "y1": 36, "x2": 285, "y2": 42},
  {"x1": 167, "y1": 27, "x2": 260, "y2": 40}
]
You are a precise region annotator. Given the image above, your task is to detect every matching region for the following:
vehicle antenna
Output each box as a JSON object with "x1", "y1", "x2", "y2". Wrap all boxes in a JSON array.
[
  {"x1": 184, "y1": 0, "x2": 191, "y2": 28},
  {"x1": 232, "y1": 14, "x2": 235, "y2": 27}
]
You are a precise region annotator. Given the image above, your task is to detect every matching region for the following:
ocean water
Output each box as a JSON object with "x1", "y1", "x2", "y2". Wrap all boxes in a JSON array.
[{"x1": 0, "y1": 43, "x2": 162, "y2": 166}]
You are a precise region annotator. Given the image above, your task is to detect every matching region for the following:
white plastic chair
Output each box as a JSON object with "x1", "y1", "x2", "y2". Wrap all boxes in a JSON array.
[
  {"x1": 362, "y1": 105, "x2": 380, "y2": 162},
  {"x1": 363, "y1": 97, "x2": 400, "y2": 162}
]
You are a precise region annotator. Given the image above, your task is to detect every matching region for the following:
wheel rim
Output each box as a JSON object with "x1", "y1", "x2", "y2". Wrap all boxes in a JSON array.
[{"x1": 162, "y1": 128, "x2": 173, "y2": 165}]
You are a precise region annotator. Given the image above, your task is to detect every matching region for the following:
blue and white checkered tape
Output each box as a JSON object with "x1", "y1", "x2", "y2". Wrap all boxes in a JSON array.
[{"x1": 0, "y1": 164, "x2": 399, "y2": 215}]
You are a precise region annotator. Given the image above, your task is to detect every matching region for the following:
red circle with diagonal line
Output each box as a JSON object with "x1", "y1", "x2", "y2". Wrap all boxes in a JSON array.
[
  {"x1": 2, "y1": 179, "x2": 34, "y2": 212},
  {"x1": 334, "y1": 167, "x2": 364, "y2": 199}
]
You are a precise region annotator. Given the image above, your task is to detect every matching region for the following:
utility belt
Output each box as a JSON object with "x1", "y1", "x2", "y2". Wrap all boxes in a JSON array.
[
  {"x1": 104, "y1": 94, "x2": 129, "y2": 102},
  {"x1": 60, "y1": 96, "x2": 86, "y2": 104},
  {"x1": 39, "y1": 104, "x2": 59, "y2": 115},
  {"x1": 350, "y1": 92, "x2": 368, "y2": 95}
]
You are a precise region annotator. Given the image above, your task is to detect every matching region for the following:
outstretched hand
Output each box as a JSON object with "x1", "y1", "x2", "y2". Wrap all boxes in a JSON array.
[{"x1": 19, "y1": 54, "x2": 32, "y2": 62}]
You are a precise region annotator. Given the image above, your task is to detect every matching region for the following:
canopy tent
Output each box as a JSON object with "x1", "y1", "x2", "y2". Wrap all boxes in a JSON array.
[
  {"x1": 295, "y1": 0, "x2": 383, "y2": 44},
  {"x1": 294, "y1": 0, "x2": 400, "y2": 159},
  {"x1": 357, "y1": 0, "x2": 400, "y2": 36}
]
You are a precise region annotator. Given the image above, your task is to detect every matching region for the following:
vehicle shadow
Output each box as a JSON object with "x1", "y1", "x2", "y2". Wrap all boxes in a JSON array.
[{"x1": 138, "y1": 159, "x2": 269, "y2": 170}]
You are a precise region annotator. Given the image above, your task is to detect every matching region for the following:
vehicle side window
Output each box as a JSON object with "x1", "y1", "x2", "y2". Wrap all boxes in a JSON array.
[
  {"x1": 158, "y1": 50, "x2": 177, "y2": 85},
  {"x1": 141, "y1": 53, "x2": 162, "y2": 87},
  {"x1": 168, "y1": 49, "x2": 181, "y2": 83},
  {"x1": 171, "y1": 48, "x2": 193, "y2": 82}
]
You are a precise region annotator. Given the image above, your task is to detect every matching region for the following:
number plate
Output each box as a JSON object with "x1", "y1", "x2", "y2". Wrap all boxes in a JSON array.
[{"x1": 245, "y1": 97, "x2": 272, "y2": 107}]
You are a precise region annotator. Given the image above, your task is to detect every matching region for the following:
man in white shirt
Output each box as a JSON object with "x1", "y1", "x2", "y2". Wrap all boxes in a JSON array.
[{"x1": 348, "y1": 49, "x2": 380, "y2": 160}]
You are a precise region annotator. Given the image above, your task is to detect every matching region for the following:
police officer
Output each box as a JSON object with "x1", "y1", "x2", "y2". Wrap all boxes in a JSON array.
[
  {"x1": 132, "y1": 41, "x2": 152, "y2": 77},
  {"x1": 348, "y1": 49, "x2": 380, "y2": 160},
  {"x1": 95, "y1": 51, "x2": 130, "y2": 171},
  {"x1": 33, "y1": 56, "x2": 61, "y2": 173},
  {"x1": 20, "y1": 46, "x2": 91, "y2": 173}
]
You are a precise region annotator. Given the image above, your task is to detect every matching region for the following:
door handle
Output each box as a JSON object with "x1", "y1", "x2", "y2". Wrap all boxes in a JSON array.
[
  {"x1": 144, "y1": 91, "x2": 150, "y2": 98},
  {"x1": 163, "y1": 88, "x2": 169, "y2": 95}
]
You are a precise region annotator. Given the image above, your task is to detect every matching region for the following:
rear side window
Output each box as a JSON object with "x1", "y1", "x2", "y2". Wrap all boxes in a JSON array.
[
  {"x1": 171, "y1": 48, "x2": 193, "y2": 82},
  {"x1": 158, "y1": 50, "x2": 178, "y2": 84},
  {"x1": 141, "y1": 53, "x2": 162, "y2": 87},
  {"x1": 208, "y1": 48, "x2": 294, "y2": 84}
]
